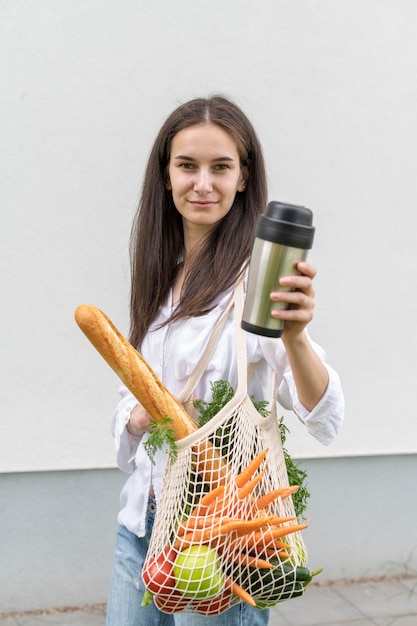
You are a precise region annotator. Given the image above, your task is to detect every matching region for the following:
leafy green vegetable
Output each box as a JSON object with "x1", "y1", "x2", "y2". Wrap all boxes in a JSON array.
[
  {"x1": 195, "y1": 380, "x2": 270, "y2": 424},
  {"x1": 144, "y1": 416, "x2": 177, "y2": 465},
  {"x1": 194, "y1": 381, "x2": 270, "y2": 465},
  {"x1": 278, "y1": 417, "x2": 310, "y2": 518},
  {"x1": 195, "y1": 380, "x2": 235, "y2": 426}
]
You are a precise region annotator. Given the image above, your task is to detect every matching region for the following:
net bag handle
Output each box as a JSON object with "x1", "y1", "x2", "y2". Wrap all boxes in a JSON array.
[{"x1": 177, "y1": 273, "x2": 248, "y2": 406}]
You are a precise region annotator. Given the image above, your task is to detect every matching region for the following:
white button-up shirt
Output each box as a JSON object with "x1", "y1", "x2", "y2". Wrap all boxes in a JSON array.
[{"x1": 111, "y1": 283, "x2": 344, "y2": 537}]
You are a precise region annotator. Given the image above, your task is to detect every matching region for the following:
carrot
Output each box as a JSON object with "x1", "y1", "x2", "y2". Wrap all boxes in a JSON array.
[
  {"x1": 262, "y1": 544, "x2": 292, "y2": 556},
  {"x1": 175, "y1": 516, "x2": 272, "y2": 548},
  {"x1": 176, "y1": 515, "x2": 227, "y2": 536},
  {"x1": 276, "y1": 550, "x2": 294, "y2": 560},
  {"x1": 221, "y1": 515, "x2": 297, "y2": 538},
  {"x1": 255, "y1": 485, "x2": 300, "y2": 510},
  {"x1": 242, "y1": 524, "x2": 307, "y2": 552},
  {"x1": 190, "y1": 450, "x2": 270, "y2": 519},
  {"x1": 228, "y1": 580, "x2": 256, "y2": 607},
  {"x1": 267, "y1": 515, "x2": 297, "y2": 525},
  {"x1": 237, "y1": 466, "x2": 267, "y2": 500},
  {"x1": 235, "y1": 449, "x2": 268, "y2": 488},
  {"x1": 271, "y1": 522, "x2": 307, "y2": 539},
  {"x1": 257, "y1": 546, "x2": 293, "y2": 560},
  {"x1": 203, "y1": 486, "x2": 248, "y2": 517},
  {"x1": 274, "y1": 550, "x2": 293, "y2": 560},
  {"x1": 191, "y1": 489, "x2": 240, "y2": 520},
  {"x1": 216, "y1": 515, "x2": 281, "y2": 537},
  {"x1": 189, "y1": 485, "x2": 226, "y2": 517},
  {"x1": 250, "y1": 524, "x2": 307, "y2": 547},
  {"x1": 173, "y1": 525, "x2": 223, "y2": 550},
  {"x1": 229, "y1": 551, "x2": 275, "y2": 569},
  {"x1": 197, "y1": 451, "x2": 270, "y2": 517},
  {"x1": 175, "y1": 515, "x2": 294, "y2": 550},
  {"x1": 199, "y1": 485, "x2": 225, "y2": 507}
]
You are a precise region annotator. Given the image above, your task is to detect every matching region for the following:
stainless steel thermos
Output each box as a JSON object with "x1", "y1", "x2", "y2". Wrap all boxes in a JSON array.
[{"x1": 241, "y1": 201, "x2": 315, "y2": 338}]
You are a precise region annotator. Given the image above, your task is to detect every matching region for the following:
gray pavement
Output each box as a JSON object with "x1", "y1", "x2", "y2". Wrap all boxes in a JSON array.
[{"x1": 1, "y1": 577, "x2": 416, "y2": 626}]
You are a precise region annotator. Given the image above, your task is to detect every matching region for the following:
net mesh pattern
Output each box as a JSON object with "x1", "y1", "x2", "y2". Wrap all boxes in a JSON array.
[{"x1": 142, "y1": 393, "x2": 308, "y2": 615}]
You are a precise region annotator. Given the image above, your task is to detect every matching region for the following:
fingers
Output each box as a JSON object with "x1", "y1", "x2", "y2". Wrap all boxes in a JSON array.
[
  {"x1": 271, "y1": 262, "x2": 316, "y2": 298},
  {"x1": 269, "y1": 262, "x2": 316, "y2": 327},
  {"x1": 270, "y1": 290, "x2": 315, "y2": 323},
  {"x1": 279, "y1": 261, "x2": 316, "y2": 290},
  {"x1": 127, "y1": 404, "x2": 152, "y2": 437},
  {"x1": 295, "y1": 261, "x2": 317, "y2": 280},
  {"x1": 279, "y1": 275, "x2": 315, "y2": 297}
]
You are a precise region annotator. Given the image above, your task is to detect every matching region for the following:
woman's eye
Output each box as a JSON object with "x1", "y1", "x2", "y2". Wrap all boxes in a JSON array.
[{"x1": 177, "y1": 162, "x2": 229, "y2": 171}]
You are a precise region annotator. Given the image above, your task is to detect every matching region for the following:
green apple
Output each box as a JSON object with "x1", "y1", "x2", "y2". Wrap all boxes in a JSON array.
[{"x1": 173, "y1": 545, "x2": 225, "y2": 600}]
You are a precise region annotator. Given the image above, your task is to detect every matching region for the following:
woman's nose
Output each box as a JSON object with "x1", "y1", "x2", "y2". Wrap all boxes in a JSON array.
[{"x1": 193, "y1": 170, "x2": 213, "y2": 194}]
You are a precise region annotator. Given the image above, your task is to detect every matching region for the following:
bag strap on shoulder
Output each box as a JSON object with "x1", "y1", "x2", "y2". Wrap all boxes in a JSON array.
[{"x1": 178, "y1": 273, "x2": 247, "y2": 404}]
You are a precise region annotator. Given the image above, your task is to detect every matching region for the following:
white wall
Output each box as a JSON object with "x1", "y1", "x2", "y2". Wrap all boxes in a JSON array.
[{"x1": 2, "y1": 0, "x2": 417, "y2": 472}]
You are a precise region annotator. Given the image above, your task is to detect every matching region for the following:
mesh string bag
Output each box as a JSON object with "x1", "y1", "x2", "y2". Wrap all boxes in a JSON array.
[{"x1": 142, "y1": 278, "x2": 308, "y2": 615}]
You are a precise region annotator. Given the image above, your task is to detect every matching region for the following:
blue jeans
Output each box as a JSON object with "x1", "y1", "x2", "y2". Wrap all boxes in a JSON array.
[{"x1": 105, "y1": 499, "x2": 271, "y2": 625}]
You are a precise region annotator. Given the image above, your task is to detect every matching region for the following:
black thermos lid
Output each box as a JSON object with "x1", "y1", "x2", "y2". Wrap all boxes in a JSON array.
[{"x1": 255, "y1": 201, "x2": 315, "y2": 249}]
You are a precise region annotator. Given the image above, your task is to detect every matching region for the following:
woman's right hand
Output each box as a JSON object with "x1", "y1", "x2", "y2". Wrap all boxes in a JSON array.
[{"x1": 126, "y1": 404, "x2": 152, "y2": 437}]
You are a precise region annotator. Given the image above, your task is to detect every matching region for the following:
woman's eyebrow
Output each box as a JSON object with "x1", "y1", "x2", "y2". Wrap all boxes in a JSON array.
[{"x1": 173, "y1": 155, "x2": 236, "y2": 162}]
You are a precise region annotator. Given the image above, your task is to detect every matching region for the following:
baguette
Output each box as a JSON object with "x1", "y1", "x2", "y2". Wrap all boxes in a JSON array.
[
  {"x1": 74, "y1": 304, "x2": 196, "y2": 440},
  {"x1": 74, "y1": 304, "x2": 231, "y2": 486}
]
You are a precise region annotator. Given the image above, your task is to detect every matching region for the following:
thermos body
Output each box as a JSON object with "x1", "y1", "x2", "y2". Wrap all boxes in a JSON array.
[
  {"x1": 242, "y1": 240, "x2": 308, "y2": 337},
  {"x1": 242, "y1": 201, "x2": 315, "y2": 338}
]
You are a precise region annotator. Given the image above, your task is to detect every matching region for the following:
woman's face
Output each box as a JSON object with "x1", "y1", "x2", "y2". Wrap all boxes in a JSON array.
[{"x1": 167, "y1": 123, "x2": 245, "y2": 237}]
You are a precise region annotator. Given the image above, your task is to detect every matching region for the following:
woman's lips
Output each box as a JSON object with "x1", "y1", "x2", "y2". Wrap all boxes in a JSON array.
[{"x1": 189, "y1": 200, "x2": 217, "y2": 208}]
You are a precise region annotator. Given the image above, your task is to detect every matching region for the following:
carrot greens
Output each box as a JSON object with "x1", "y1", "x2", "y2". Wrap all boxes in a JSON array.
[{"x1": 144, "y1": 415, "x2": 177, "y2": 465}]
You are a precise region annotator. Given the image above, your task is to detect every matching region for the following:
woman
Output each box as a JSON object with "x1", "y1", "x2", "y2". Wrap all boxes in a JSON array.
[{"x1": 105, "y1": 95, "x2": 344, "y2": 625}]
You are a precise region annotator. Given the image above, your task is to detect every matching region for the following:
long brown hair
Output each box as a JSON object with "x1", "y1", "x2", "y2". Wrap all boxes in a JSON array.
[{"x1": 129, "y1": 95, "x2": 268, "y2": 349}]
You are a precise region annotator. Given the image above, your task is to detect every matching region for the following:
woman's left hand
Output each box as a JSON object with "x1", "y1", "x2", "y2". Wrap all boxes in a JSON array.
[{"x1": 270, "y1": 261, "x2": 316, "y2": 340}]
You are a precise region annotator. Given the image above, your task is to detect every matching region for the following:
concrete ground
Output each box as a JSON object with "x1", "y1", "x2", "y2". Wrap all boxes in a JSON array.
[{"x1": 1, "y1": 576, "x2": 416, "y2": 626}]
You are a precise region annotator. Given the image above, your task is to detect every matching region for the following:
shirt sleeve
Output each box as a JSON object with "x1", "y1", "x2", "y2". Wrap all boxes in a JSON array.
[
  {"x1": 258, "y1": 334, "x2": 345, "y2": 445},
  {"x1": 110, "y1": 385, "x2": 142, "y2": 473}
]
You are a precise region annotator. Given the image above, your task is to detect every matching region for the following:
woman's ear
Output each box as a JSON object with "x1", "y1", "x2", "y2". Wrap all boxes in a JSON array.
[
  {"x1": 165, "y1": 178, "x2": 172, "y2": 190},
  {"x1": 237, "y1": 175, "x2": 247, "y2": 192}
]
